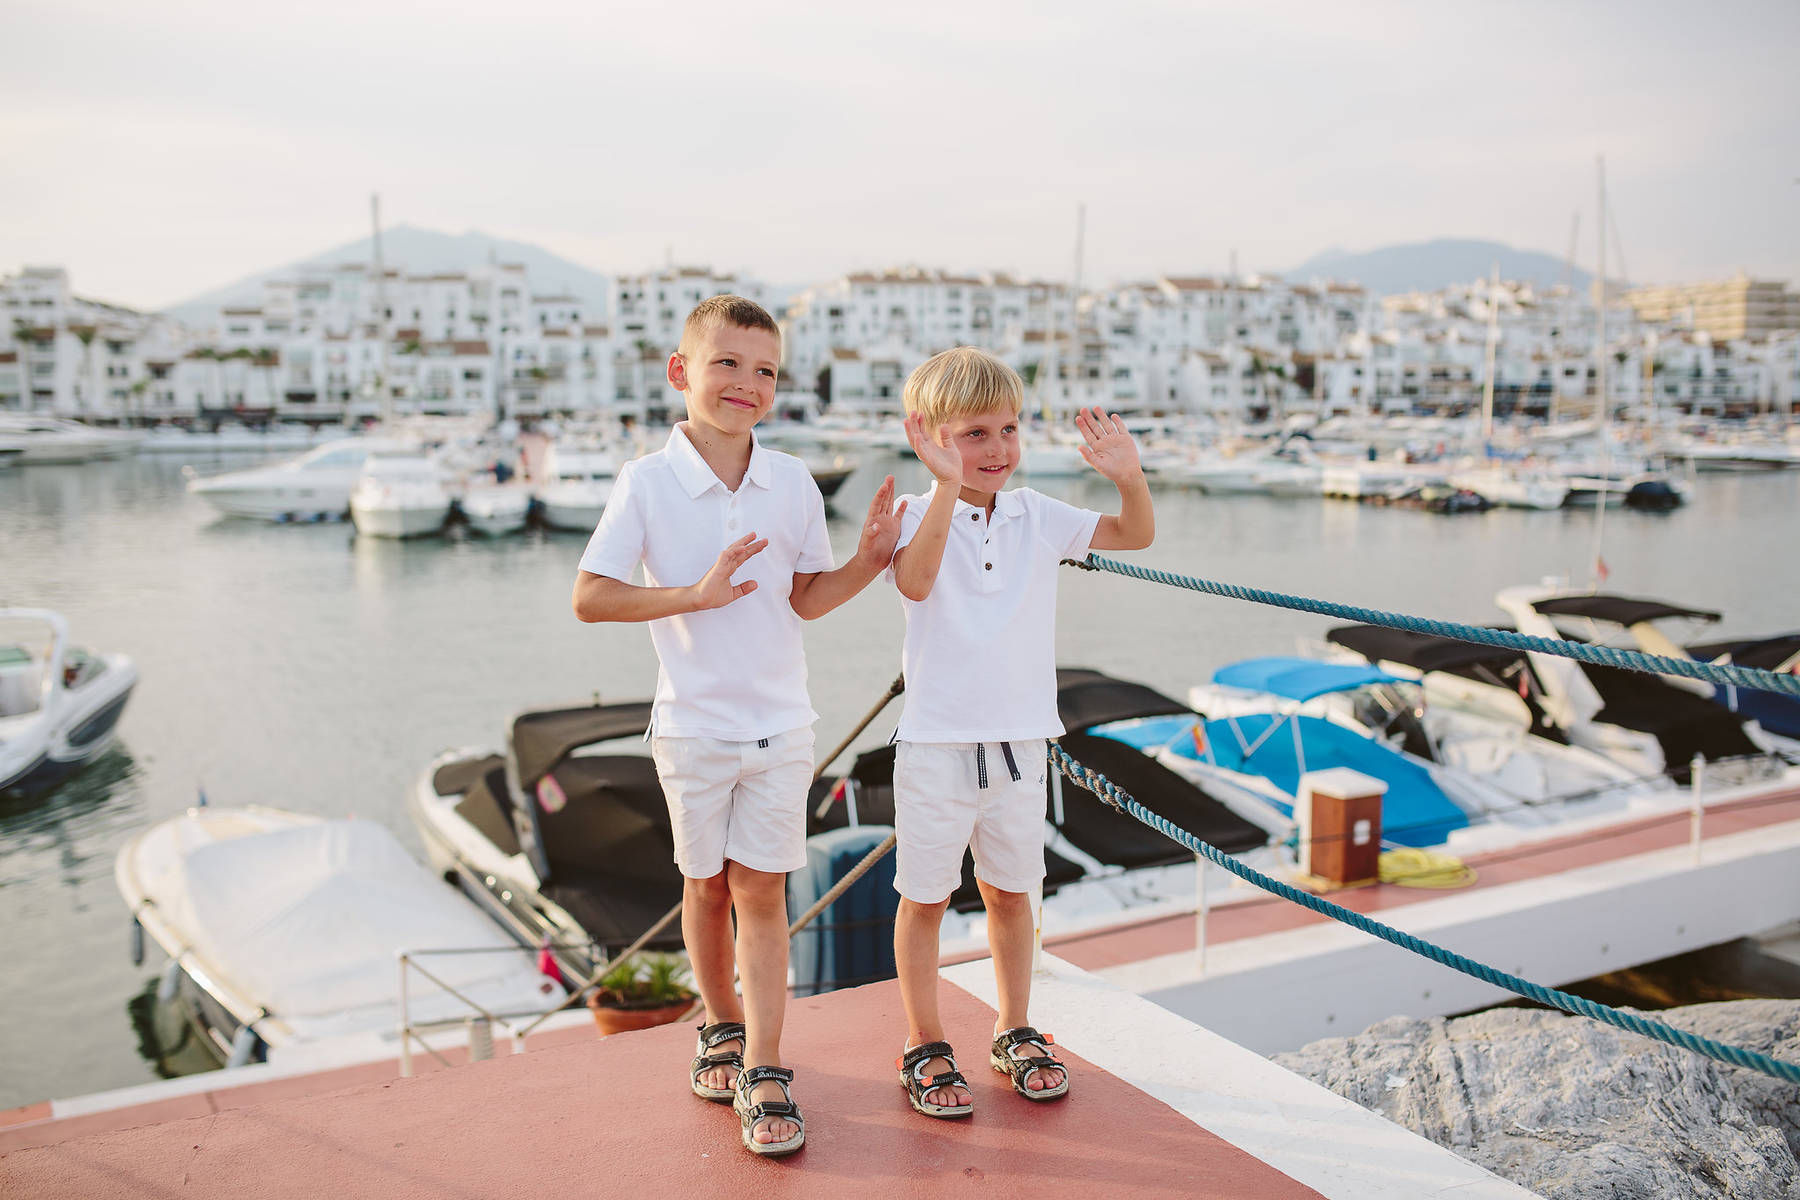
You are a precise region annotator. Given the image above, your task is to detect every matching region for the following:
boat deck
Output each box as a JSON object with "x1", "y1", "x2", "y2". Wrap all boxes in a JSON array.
[{"x1": 0, "y1": 957, "x2": 1528, "y2": 1198}]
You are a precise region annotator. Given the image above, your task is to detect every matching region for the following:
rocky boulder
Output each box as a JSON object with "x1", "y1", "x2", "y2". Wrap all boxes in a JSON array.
[{"x1": 1272, "y1": 999, "x2": 1800, "y2": 1199}]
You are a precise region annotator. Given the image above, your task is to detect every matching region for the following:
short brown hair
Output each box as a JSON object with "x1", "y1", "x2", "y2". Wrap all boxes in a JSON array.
[
  {"x1": 903, "y1": 346, "x2": 1024, "y2": 427},
  {"x1": 679, "y1": 294, "x2": 780, "y2": 355}
]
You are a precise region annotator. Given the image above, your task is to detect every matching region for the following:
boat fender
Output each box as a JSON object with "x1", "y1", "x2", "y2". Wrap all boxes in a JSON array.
[
  {"x1": 226, "y1": 1023, "x2": 262, "y2": 1069},
  {"x1": 157, "y1": 959, "x2": 182, "y2": 1004},
  {"x1": 129, "y1": 918, "x2": 145, "y2": 967}
]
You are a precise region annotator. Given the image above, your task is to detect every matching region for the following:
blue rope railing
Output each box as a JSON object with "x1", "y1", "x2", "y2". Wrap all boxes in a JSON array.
[
  {"x1": 1047, "y1": 742, "x2": 1800, "y2": 1084},
  {"x1": 1070, "y1": 555, "x2": 1800, "y2": 698}
]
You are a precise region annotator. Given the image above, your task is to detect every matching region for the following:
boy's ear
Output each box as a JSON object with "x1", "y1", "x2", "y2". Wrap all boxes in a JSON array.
[{"x1": 667, "y1": 352, "x2": 688, "y2": 391}]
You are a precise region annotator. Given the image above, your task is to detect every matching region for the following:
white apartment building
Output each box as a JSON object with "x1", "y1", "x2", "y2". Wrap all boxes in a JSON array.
[
  {"x1": 1, "y1": 266, "x2": 191, "y2": 419},
  {"x1": 783, "y1": 267, "x2": 1075, "y2": 404}
]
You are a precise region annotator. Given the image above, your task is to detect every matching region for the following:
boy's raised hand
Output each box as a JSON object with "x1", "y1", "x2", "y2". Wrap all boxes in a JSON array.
[
  {"x1": 692, "y1": 532, "x2": 768, "y2": 611},
  {"x1": 1075, "y1": 407, "x2": 1142, "y2": 482},
  {"x1": 904, "y1": 412, "x2": 962, "y2": 485},
  {"x1": 853, "y1": 474, "x2": 908, "y2": 568}
]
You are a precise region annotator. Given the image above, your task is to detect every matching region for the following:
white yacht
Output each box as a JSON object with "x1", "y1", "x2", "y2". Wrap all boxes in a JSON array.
[
  {"x1": 458, "y1": 482, "x2": 534, "y2": 536},
  {"x1": 0, "y1": 415, "x2": 143, "y2": 464},
  {"x1": 0, "y1": 609, "x2": 138, "y2": 796},
  {"x1": 349, "y1": 449, "x2": 454, "y2": 539},
  {"x1": 1446, "y1": 461, "x2": 1570, "y2": 509},
  {"x1": 185, "y1": 437, "x2": 406, "y2": 521},
  {"x1": 117, "y1": 806, "x2": 566, "y2": 1068},
  {"x1": 536, "y1": 440, "x2": 618, "y2": 532}
]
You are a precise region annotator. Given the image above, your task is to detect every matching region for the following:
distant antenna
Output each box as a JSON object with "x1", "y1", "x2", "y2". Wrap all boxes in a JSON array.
[{"x1": 1560, "y1": 211, "x2": 1581, "y2": 293}]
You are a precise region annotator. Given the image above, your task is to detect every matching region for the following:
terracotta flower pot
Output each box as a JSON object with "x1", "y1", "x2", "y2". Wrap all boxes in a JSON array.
[{"x1": 586, "y1": 993, "x2": 695, "y2": 1037}]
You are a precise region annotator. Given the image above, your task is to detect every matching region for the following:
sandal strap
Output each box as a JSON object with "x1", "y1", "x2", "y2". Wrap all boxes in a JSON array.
[
  {"x1": 694, "y1": 1050, "x2": 741, "y2": 1070},
  {"x1": 923, "y1": 1069, "x2": 967, "y2": 1090},
  {"x1": 899, "y1": 1041, "x2": 956, "y2": 1071},
  {"x1": 738, "y1": 1064, "x2": 794, "y2": 1092},
  {"x1": 994, "y1": 1025, "x2": 1049, "y2": 1051},
  {"x1": 696, "y1": 1021, "x2": 746, "y2": 1051}
]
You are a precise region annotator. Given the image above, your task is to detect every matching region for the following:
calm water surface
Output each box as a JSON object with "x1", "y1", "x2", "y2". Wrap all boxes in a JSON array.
[{"x1": 2, "y1": 448, "x2": 1797, "y2": 1108}]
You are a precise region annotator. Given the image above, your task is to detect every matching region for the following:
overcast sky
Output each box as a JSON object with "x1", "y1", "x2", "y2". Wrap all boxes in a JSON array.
[{"x1": 4, "y1": 0, "x2": 1795, "y2": 311}]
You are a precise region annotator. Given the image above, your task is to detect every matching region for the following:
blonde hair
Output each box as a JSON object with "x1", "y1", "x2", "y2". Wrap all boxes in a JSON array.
[
  {"x1": 678, "y1": 294, "x2": 780, "y2": 355},
  {"x1": 902, "y1": 346, "x2": 1024, "y2": 427}
]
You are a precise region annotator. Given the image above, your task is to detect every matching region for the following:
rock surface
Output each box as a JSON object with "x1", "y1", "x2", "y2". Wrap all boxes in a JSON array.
[{"x1": 1273, "y1": 999, "x2": 1800, "y2": 1199}]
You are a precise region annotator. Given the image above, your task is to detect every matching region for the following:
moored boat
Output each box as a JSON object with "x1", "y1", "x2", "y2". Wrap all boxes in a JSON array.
[{"x1": 0, "y1": 609, "x2": 137, "y2": 797}]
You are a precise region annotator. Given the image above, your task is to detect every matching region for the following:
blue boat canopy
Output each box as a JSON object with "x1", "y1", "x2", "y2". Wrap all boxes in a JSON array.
[{"x1": 1212, "y1": 656, "x2": 1408, "y2": 703}]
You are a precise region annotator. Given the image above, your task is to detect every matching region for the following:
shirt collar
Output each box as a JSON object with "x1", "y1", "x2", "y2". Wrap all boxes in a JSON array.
[
  {"x1": 928, "y1": 481, "x2": 1025, "y2": 521},
  {"x1": 665, "y1": 423, "x2": 771, "y2": 498}
]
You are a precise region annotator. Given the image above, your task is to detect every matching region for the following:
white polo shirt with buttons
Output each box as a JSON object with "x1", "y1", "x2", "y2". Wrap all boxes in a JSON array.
[
  {"x1": 889, "y1": 483, "x2": 1100, "y2": 742},
  {"x1": 578, "y1": 424, "x2": 834, "y2": 741}
]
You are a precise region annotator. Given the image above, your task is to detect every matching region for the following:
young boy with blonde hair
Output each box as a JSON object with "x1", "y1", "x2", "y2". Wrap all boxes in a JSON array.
[
  {"x1": 887, "y1": 346, "x2": 1153, "y2": 1118},
  {"x1": 573, "y1": 295, "x2": 906, "y2": 1156}
]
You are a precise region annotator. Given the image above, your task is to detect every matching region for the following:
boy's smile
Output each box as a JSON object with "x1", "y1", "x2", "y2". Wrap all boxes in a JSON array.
[
  {"x1": 941, "y1": 406, "x2": 1021, "y2": 506},
  {"x1": 669, "y1": 324, "x2": 781, "y2": 440}
]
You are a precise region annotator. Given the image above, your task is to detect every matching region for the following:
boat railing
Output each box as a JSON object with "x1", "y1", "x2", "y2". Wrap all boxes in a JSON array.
[{"x1": 395, "y1": 943, "x2": 589, "y2": 1078}]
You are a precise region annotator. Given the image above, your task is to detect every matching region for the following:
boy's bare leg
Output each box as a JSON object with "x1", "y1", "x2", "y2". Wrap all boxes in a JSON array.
[
  {"x1": 685, "y1": 871, "x2": 742, "y2": 1092},
  {"x1": 895, "y1": 896, "x2": 972, "y2": 1107},
  {"x1": 727, "y1": 860, "x2": 798, "y2": 1146},
  {"x1": 977, "y1": 880, "x2": 1064, "y2": 1092}
]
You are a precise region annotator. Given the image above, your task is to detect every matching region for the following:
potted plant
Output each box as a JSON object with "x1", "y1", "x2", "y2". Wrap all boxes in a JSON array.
[{"x1": 585, "y1": 952, "x2": 697, "y2": 1037}]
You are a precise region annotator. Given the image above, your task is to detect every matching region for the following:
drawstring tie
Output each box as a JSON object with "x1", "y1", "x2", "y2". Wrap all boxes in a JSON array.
[{"x1": 975, "y1": 742, "x2": 1021, "y2": 789}]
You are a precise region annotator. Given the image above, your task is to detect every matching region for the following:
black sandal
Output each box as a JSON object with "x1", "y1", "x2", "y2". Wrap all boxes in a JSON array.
[
  {"x1": 734, "y1": 1065, "x2": 805, "y2": 1157},
  {"x1": 990, "y1": 1026, "x2": 1069, "y2": 1101},
  {"x1": 897, "y1": 1041, "x2": 974, "y2": 1119},
  {"x1": 690, "y1": 1020, "x2": 744, "y2": 1102}
]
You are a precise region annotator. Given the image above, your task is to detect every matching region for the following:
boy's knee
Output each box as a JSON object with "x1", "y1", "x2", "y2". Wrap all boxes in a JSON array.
[
  {"x1": 724, "y1": 862, "x2": 787, "y2": 914},
  {"x1": 686, "y1": 871, "x2": 732, "y2": 910},
  {"x1": 976, "y1": 882, "x2": 1032, "y2": 910},
  {"x1": 898, "y1": 895, "x2": 952, "y2": 920}
]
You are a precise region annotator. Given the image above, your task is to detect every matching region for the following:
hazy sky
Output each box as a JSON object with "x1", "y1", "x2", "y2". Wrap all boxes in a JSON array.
[{"x1": 4, "y1": 0, "x2": 1796, "y2": 310}]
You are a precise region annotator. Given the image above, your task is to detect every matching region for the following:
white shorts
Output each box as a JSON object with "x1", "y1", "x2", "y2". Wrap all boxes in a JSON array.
[
  {"x1": 650, "y1": 729, "x2": 814, "y2": 878},
  {"x1": 892, "y1": 739, "x2": 1049, "y2": 904}
]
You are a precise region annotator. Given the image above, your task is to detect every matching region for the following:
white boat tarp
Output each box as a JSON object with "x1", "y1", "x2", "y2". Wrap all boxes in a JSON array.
[{"x1": 177, "y1": 819, "x2": 558, "y2": 1031}]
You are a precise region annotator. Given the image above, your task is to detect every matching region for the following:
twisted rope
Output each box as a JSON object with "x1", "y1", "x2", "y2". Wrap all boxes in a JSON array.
[
  {"x1": 1070, "y1": 555, "x2": 1800, "y2": 698},
  {"x1": 1047, "y1": 741, "x2": 1800, "y2": 1084}
]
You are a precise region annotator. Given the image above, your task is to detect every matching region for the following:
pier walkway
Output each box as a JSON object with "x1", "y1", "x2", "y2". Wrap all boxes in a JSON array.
[{"x1": 0, "y1": 957, "x2": 1529, "y2": 1198}]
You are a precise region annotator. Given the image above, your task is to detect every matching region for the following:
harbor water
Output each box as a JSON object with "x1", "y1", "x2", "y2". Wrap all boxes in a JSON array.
[{"x1": 2, "y1": 448, "x2": 1797, "y2": 1110}]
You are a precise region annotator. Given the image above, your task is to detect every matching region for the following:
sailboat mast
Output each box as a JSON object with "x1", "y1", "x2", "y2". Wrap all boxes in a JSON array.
[
  {"x1": 372, "y1": 193, "x2": 391, "y2": 427},
  {"x1": 1481, "y1": 263, "x2": 1499, "y2": 443},
  {"x1": 1590, "y1": 157, "x2": 1610, "y2": 589}
]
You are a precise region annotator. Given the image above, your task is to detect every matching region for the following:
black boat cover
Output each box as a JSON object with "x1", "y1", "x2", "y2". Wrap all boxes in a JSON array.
[
  {"x1": 511, "y1": 701, "x2": 654, "y2": 788},
  {"x1": 432, "y1": 753, "x2": 505, "y2": 797},
  {"x1": 1530, "y1": 594, "x2": 1721, "y2": 627},
  {"x1": 1579, "y1": 663, "x2": 1764, "y2": 781},
  {"x1": 1326, "y1": 624, "x2": 1528, "y2": 675},
  {"x1": 1055, "y1": 667, "x2": 1193, "y2": 733},
  {"x1": 1689, "y1": 633, "x2": 1800, "y2": 674}
]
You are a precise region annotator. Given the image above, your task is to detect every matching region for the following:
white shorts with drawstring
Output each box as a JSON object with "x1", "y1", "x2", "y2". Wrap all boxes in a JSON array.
[
  {"x1": 892, "y1": 739, "x2": 1049, "y2": 903},
  {"x1": 650, "y1": 729, "x2": 814, "y2": 878}
]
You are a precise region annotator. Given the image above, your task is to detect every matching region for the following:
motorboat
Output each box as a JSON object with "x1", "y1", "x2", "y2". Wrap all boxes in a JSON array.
[
  {"x1": 458, "y1": 481, "x2": 534, "y2": 536},
  {"x1": 1017, "y1": 429, "x2": 1090, "y2": 478},
  {"x1": 1325, "y1": 590, "x2": 1783, "y2": 787},
  {"x1": 1446, "y1": 461, "x2": 1569, "y2": 509},
  {"x1": 535, "y1": 440, "x2": 618, "y2": 532},
  {"x1": 0, "y1": 609, "x2": 137, "y2": 796},
  {"x1": 1688, "y1": 632, "x2": 1800, "y2": 746},
  {"x1": 806, "y1": 452, "x2": 859, "y2": 500},
  {"x1": 0, "y1": 445, "x2": 23, "y2": 469},
  {"x1": 117, "y1": 805, "x2": 567, "y2": 1069},
  {"x1": 0, "y1": 414, "x2": 143, "y2": 464},
  {"x1": 348, "y1": 449, "x2": 454, "y2": 539},
  {"x1": 412, "y1": 701, "x2": 687, "y2": 983},
  {"x1": 185, "y1": 436, "x2": 409, "y2": 521},
  {"x1": 1179, "y1": 656, "x2": 1664, "y2": 840},
  {"x1": 1512, "y1": 591, "x2": 1800, "y2": 759}
]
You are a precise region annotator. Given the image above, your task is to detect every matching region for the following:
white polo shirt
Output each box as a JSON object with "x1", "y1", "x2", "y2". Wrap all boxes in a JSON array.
[
  {"x1": 889, "y1": 484, "x2": 1099, "y2": 742},
  {"x1": 578, "y1": 425, "x2": 834, "y2": 740}
]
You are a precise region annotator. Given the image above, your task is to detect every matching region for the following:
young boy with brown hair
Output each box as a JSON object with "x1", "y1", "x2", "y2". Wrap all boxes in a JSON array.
[
  {"x1": 887, "y1": 346, "x2": 1153, "y2": 1117},
  {"x1": 573, "y1": 295, "x2": 905, "y2": 1156}
]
